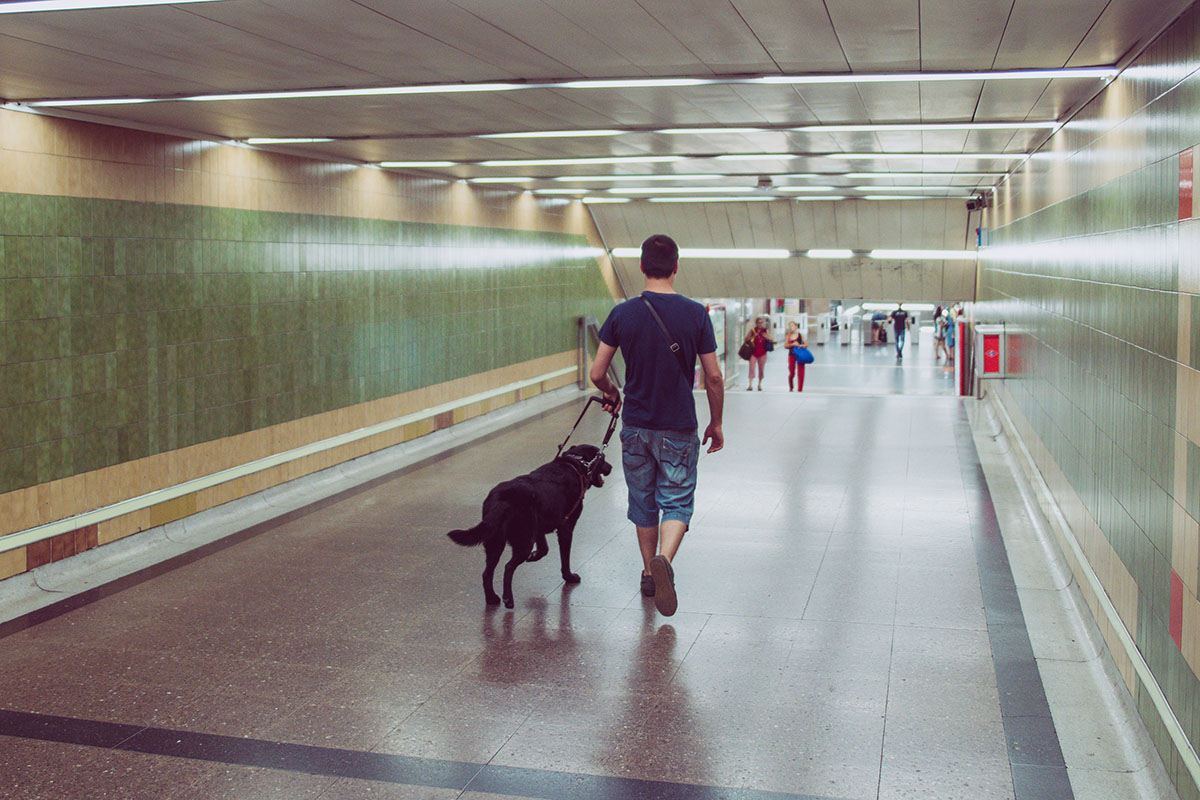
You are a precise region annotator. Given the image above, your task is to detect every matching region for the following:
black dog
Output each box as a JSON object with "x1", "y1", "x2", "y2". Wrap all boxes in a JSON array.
[{"x1": 448, "y1": 444, "x2": 611, "y2": 608}]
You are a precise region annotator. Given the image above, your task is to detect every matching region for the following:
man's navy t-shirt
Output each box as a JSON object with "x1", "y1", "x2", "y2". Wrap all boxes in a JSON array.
[{"x1": 598, "y1": 292, "x2": 716, "y2": 431}]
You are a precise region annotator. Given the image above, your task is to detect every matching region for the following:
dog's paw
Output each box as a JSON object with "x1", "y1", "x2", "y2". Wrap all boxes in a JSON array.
[
  {"x1": 563, "y1": 572, "x2": 582, "y2": 584},
  {"x1": 503, "y1": 596, "x2": 515, "y2": 609},
  {"x1": 485, "y1": 594, "x2": 502, "y2": 606},
  {"x1": 528, "y1": 550, "x2": 547, "y2": 562}
]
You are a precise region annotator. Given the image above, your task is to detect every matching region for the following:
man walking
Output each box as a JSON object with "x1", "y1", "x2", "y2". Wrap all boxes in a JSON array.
[
  {"x1": 589, "y1": 234, "x2": 724, "y2": 616},
  {"x1": 888, "y1": 303, "x2": 911, "y2": 359}
]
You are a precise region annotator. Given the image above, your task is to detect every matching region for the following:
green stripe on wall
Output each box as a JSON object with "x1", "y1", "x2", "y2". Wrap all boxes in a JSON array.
[{"x1": 0, "y1": 192, "x2": 615, "y2": 495}]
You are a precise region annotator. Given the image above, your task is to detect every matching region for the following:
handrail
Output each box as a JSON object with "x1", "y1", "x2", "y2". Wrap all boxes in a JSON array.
[
  {"x1": 578, "y1": 315, "x2": 622, "y2": 391},
  {"x1": 0, "y1": 366, "x2": 576, "y2": 555}
]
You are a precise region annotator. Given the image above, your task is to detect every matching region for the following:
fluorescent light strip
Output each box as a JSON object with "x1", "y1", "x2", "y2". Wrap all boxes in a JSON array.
[
  {"x1": 647, "y1": 196, "x2": 776, "y2": 203},
  {"x1": 245, "y1": 137, "x2": 334, "y2": 144},
  {"x1": 715, "y1": 153, "x2": 797, "y2": 161},
  {"x1": 792, "y1": 121, "x2": 1057, "y2": 132},
  {"x1": 479, "y1": 129, "x2": 623, "y2": 139},
  {"x1": 26, "y1": 67, "x2": 1117, "y2": 107},
  {"x1": 581, "y1": 197, "x2": 633, "y2": 204},
  {"x1": 611, "y1": 248, "x2": 789, "y2": 259},
  {"x1": 775, "y1": 186, "x2": 836, "y2": 192},
  {"x1": 533, "y1": 188, "x2": 589, "y2": 195},
  {"x1": 468, "y1": 176, "x2": 533, "y2": 184},
  {"x1": 553, "y1": 173, "x2": 716, "y2": 182},
  {"x1": 852, "y1": 185, "x2": 972, "y2": 191},
  {"x1": 755, "y1": 67, "x2": 1116, "y2": 84},
  {"x1": 869, "y1": 249, "x2": 976, "y2": 259},
  {"x1": 610, "y1": 186, "x2": 756, "y2": 194},
  {"x1": 838, "y1": 152, "x2": 1027, "y2": 160},
  {"x1": 380, "y1": 160, "x2": 457, "y2": 168},
  {"x1": 480, "y1": 156, "x2": 681, "y2": 167},
  {"x1": 847, "y1": 172, "x2": 1005, "y2": 178},
  {"x1": 653, "y1": 127, "x2": 771, "y2": 135},
  {"x1": 861, "y1": 195, "x2": 974, "y2": 200},
  {"x1": 0, "y1": 0, "x2": 226, "y2": 11},
  {"x1": 805, "y1": 249, "x2": 854, "y2": 258}
]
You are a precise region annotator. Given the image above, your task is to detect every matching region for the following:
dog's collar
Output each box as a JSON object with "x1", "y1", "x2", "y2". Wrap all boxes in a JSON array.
[{"x1": 555, "y1": 454, "x2": 592, "y2": 481}]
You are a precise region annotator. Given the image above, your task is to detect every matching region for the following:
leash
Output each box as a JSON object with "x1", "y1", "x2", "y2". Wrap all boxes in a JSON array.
[{"x1": 554, "y1": 396, "x2": 619, "y2": 521}]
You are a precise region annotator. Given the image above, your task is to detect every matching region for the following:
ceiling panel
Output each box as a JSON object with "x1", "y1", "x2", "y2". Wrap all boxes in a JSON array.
[
  {"x1": 732, "y1": 0, "x2": 849, "y2": 72},
  {"x1": 1067, "y1": 0, "x2": 1193, "y2": 66},
  {"x1": 991, "y1": 0, "x2": 1107, "y2": 69},
  {"x1": 918, "y1": 0, "x2": 1010, "y2": 71},
  {"x1": 823, "y1": 0, "x2": 920, "y2": 72}
]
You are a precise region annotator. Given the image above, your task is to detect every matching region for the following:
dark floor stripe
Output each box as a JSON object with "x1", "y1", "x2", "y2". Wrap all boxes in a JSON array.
[
  {"x1": 0, "y1": 709, "x2": 841, "y2": 800},
  {"x1": 0, "y1": 401, "x2": 575, "y2": 642},
  {"x1": 953, "y1": 406, "x2": 1073, "y2": 800}
]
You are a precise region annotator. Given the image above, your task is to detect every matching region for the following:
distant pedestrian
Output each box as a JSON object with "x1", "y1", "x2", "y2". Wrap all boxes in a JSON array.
[
  {"x1": 945, "y1": 307, "x2": 957, "y2": 364},
  {"x1": 933, "y1": 306, "x2": 949, "y2": 360},
  {"x1": 888, "y1": 304, "x2": 910, "y2": 359},
  {"x1": 744, "y1": 316, "x2": 774, "y2": 391},
  {"x1": 784, "y1": 320, "x2": 808, "y2": 392}
]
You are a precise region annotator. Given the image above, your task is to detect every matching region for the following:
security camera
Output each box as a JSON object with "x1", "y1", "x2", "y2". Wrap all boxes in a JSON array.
[
  {"x1": 966, "y1": 195, "x2": 990, "y2": 211},
  {"x1": 756, "y1": 175, "x2": 773, "y2": 190}
]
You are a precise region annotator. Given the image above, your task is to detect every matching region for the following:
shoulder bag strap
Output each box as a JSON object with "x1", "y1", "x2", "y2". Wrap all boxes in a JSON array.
[{"x1": 639, "y1": 295, "x2": 693, "y2": 384}]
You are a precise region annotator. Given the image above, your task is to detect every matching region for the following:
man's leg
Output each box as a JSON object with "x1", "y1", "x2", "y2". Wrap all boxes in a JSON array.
[
  {"x1": 658, "y1": 519, "x2": 687, "y2": 562},
  {"x1": 637, "y1": 525, "x2": 658, "y2": 574}
]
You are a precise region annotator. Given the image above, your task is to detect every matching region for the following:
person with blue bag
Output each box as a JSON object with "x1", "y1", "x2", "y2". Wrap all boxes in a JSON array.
[{"x1": 784, "y1": 320, "x2": 812, "y2": 392}]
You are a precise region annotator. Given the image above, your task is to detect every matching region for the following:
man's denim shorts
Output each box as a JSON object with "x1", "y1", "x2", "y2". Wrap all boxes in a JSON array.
[{"x1": 619, "y1": 425, "x2": 700, "y2": 527}]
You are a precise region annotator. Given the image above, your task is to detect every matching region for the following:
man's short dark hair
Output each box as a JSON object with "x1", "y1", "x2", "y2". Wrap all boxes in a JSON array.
[{"x1": 640, "y1": 234, "x2": 678, "y2": 279}]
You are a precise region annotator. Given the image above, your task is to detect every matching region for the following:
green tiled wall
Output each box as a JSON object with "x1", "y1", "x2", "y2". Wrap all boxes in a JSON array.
[
  {"x1": 978, "y1": 6, "x2": 1200, "y2": 796},
  {"x1": 0, "y1": 192, "x2": 614, "y2": 496}
]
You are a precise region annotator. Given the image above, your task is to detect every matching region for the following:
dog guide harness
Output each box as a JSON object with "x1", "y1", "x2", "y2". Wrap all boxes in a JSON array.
[{"x1": 554, "y1": 395, "x2": 619, "y2": 522}]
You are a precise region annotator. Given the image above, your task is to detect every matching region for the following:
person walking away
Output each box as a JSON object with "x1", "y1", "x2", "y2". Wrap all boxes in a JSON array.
[
  {"x1": 888, "y1": 303, "x2": 910, "y2": 359},
  {"x1": 744, "y1": 316, "x2": 773, "y2": 390},
  {"x1": 945, "y1": 307, "x2": 957, "y2": 364},
  {"x1": 589, "y1": 234, "x2": 724, "y2": 617},
  {"x1": 933, "y1": 305, "x2": 948, "y2": 360},
  {"x1": 784, "y1": 320, "x2": 808, "y2": 392}
]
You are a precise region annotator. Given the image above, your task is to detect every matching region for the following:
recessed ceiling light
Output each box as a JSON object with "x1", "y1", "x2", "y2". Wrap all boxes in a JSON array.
[{"x1": 0, "y1": 0, "x2": 227, "y2": 11}]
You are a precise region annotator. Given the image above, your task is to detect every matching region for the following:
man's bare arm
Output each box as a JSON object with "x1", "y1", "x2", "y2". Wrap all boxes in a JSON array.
[
  {"x1": 698, "y1": 351, "x2": 724, "y2": 453},
  {"x1": 589, "y1": 341, "x2": 622, "y2": 415}
]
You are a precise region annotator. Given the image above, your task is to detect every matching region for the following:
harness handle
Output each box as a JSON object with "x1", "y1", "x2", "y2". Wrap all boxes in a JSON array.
[{"x1": 556, "y1": 396, "x2": 619, "y2": 456}]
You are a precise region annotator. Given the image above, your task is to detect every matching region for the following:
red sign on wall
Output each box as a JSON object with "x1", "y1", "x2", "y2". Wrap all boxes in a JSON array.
[
  {"x1": 982, "y1": 334, "x2": 1001, "y2": 374},
  {"x1": 1181, "y1": 148, "x2": 1193, "y2": 220}
]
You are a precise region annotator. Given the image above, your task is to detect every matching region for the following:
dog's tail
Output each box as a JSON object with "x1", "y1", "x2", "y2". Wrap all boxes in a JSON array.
[
  {"x1": 447, "y1": 498, "x2": 512, "y2": 547},
  {"x1": 447, "y1": 487, "x2": 537, "y2": 547}
]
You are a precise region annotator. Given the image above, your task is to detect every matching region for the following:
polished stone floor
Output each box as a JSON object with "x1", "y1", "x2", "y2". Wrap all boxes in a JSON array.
[{"x1": 0, "y1": 334, "x2": 1171, "y2": 799}]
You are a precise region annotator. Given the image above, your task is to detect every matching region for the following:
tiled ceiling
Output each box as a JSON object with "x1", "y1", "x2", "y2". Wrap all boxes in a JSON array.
[{"x1": 0, "y1": 0, "x2": 1191, "y2": 298}]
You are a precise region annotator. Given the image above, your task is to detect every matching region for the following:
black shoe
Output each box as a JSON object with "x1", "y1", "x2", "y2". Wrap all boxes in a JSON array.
[
  {"x1": 640, "y1": 573, "x2": 655, "y2": 597},
  {"x1": 649, "y1": 555, "x2": 677, "y2": 616}
]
